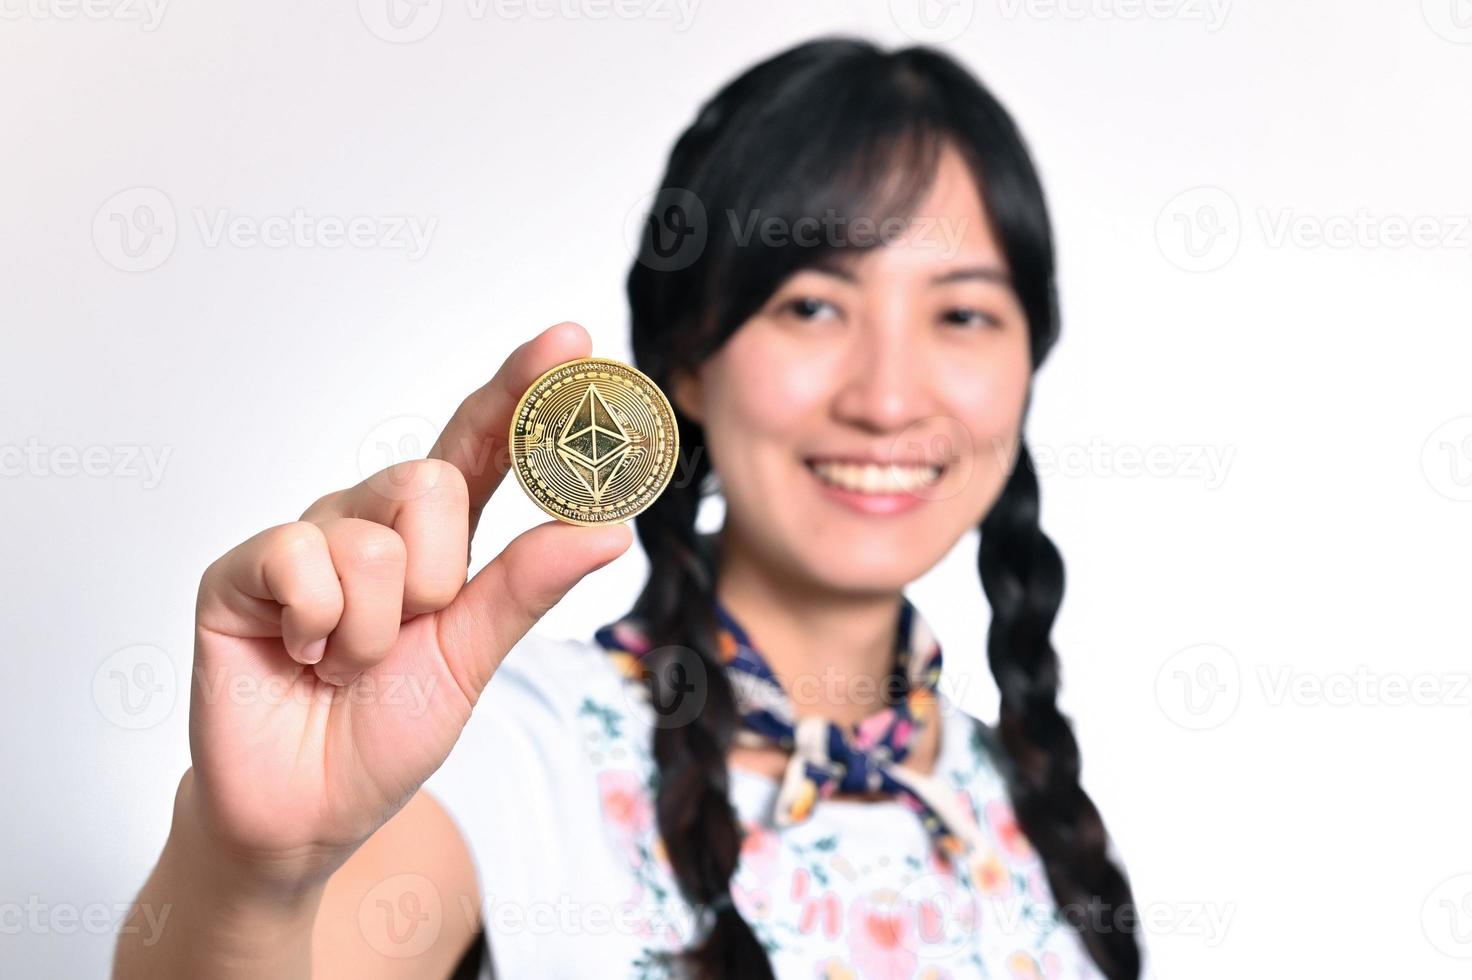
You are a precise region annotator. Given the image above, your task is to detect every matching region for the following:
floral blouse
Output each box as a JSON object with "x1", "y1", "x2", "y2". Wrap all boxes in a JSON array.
[{"x1": 427, "y1": 631, "x2": 1102, "y2": 980}]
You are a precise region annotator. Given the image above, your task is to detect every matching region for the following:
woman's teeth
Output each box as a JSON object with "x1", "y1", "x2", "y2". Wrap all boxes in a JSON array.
[{"x1": 808, "y1": 460, "x2": 943, "y2": 494}]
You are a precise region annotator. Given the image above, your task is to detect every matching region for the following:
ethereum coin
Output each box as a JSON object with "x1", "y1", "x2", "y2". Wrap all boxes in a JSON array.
[{"x1": 508, "y1": 356, "x2": 679, "y2": 525}]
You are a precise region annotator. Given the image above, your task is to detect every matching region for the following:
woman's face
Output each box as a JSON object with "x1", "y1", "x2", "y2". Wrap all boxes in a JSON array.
[{"x1": 673, "y1": 145, "x2": 1034, "y2": 594}]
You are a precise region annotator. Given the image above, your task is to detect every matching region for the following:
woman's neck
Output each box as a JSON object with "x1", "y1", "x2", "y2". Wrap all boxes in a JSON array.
[{"x1": 713, "y1": 527, "x2": 902, "y2": 728}]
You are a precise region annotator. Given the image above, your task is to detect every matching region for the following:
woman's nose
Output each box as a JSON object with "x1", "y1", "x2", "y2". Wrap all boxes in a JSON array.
[{"x1": 830, "y1": 328, "x2": 934, "y2": 434}]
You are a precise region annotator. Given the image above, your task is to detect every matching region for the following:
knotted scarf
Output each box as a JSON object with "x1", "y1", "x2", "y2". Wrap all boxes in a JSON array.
[{"x1": 593, "y1": 593, "x2": 984, "y2": 859}]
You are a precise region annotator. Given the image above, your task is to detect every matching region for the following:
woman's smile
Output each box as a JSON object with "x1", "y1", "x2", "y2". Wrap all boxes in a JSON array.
[{"x1": 802, "y1": 456, "x2": 946, "y2": 516}]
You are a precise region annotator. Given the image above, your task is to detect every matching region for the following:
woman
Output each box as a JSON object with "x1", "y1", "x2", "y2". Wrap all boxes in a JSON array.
[{"x1": 116, "y1": 37, "x2": 1141, "y2": 980}]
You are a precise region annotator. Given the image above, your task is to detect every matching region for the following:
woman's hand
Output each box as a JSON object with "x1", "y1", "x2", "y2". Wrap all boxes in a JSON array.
[{"x1": 186, "y1": 321, "x2": 632, "y2": 889}]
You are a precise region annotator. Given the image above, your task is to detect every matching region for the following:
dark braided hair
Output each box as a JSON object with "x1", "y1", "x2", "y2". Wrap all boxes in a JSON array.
[
  {"x1": 980, "y1": 445, "x2": 1141, "y2": 977},
  {"x1": 622, "y1": 36, "x2": 1140, "y2": 979}
]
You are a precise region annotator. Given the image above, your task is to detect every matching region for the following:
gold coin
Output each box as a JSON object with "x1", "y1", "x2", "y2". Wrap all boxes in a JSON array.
[{"x1": 508, "y1": 356, "x2": 680, "y2": 526}]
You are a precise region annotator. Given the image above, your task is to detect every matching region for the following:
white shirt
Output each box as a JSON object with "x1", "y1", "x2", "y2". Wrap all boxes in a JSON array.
[{"x1": 428, "y1": 630, "x2": 1104, "y2": 979}]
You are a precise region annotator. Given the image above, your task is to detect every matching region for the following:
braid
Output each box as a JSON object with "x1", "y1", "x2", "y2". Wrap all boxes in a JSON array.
[
  {"x1": 628, "y1": 425, "x2": 776, "y2": 980},
  {"x1": 979, "y1": 441, "x2": 1142, "y2": 978}
]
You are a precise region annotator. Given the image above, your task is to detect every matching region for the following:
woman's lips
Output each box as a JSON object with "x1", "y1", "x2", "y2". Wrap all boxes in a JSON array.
[{"x1": 802, "y1": 458, "x2": 944, "y2": 516}]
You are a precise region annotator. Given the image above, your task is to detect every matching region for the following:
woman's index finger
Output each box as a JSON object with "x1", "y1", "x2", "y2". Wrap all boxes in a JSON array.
[{"x1": 429, "y1": 321, "x2": 592, "y2": 518}]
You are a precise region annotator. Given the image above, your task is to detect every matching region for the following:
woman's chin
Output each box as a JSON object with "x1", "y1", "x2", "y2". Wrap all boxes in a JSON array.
[{"x1": 797, "y1": 542, "x2": 941, "y2": 595}]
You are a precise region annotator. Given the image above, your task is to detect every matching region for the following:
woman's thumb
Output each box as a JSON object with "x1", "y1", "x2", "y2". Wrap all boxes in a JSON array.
[{"x1": 438, "y1": 520, "x2": 633, "y2": 700}]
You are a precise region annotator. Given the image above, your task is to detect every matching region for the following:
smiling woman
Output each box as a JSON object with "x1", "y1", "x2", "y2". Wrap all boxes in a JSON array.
[
  {"x1": 614, "y1": 37, "x2": 1141, "y2": 978},
  {"x1": 114, "y1": 34, "x2": 1141, "y2": 980}
]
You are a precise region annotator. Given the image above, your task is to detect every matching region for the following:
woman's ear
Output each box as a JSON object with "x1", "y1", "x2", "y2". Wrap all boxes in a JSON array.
[{"x1": 670, "y1": 368, "x2": 704, "y2": 425}]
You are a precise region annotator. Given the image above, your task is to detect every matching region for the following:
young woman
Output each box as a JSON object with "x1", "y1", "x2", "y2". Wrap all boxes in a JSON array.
[{"x1": 116, "y1": 37, "x2": 1141, "y2": 980}]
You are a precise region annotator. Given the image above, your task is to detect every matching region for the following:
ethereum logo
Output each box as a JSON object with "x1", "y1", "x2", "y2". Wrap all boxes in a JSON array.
[{"x1": 556, "y1": 383, "x2": 632, "y2": 503}]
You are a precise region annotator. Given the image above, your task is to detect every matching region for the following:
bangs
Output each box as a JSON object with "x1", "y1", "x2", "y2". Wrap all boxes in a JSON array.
[
  {"x1": 699, "y1": 72, "x2": 957, "y2": 286},
  {"x1": 630, "y1": 39, "x2": 1056, "y2": 377}
]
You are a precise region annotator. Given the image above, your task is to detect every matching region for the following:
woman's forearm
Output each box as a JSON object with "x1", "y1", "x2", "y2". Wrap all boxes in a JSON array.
[{"x1": 112, "y1": 770, "x2": 327, "y2": 980}]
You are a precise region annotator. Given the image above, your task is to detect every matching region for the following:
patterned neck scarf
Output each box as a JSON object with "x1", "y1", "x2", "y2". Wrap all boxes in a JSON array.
[{"x1": 593, "y1": 593, "x2": 985, "y2": 859}]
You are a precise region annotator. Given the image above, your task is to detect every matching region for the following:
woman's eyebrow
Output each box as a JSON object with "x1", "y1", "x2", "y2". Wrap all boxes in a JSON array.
[{"x1": 931, "y1": 265, "x2": 1011, "y2": 286}]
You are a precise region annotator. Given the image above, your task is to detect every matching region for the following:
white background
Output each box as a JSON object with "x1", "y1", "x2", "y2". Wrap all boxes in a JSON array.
[{"x1": 3, "y1": 0, "x2": 1471, "y2": 976}]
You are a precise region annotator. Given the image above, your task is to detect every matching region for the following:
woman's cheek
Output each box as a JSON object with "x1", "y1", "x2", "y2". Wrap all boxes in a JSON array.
[
  {"x1": 950, "y1": 364, "x2": 1028, "y2": 513},
  {"x1": 719, "y1": 344, "x2": 834, "y2": 434}
]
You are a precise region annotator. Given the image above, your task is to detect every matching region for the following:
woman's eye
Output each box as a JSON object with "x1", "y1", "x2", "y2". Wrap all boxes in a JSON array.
[
  {"x1": 941, "y1": 306, "x2": 1001, "y2": 329},
  {"x1": 783, "y1": 297, "x2": 839, "y2": 321}
]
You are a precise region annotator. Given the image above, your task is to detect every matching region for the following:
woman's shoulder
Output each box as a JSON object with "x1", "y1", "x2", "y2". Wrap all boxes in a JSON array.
[{"x1": 424, "y1": 628, "x2": 662, "y2": 977}]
